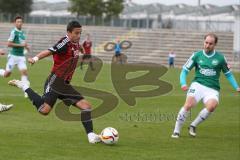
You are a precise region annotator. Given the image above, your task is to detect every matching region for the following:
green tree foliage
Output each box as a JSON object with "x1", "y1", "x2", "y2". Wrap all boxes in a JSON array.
[
  {"x1": 69, "y1": 0, "x2": 124, "y2": 17},
  {"x1": 0, "y1": 0, "x2": 33, "y2": 16},
  {"x1": 69, "y1": 0, "x2": 104, "y2": 17},
  {"x1": 104, "y1": 0, "x2": 124, "y2": 17}
]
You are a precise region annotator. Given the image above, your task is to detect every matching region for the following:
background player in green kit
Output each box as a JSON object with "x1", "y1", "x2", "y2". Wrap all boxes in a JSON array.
[
  {"x1": 0, "y1": 16, "x2": 30, "y2": 97},
  {"x1": 171, "y1": 33, "x2": 240, "y2": 138}
]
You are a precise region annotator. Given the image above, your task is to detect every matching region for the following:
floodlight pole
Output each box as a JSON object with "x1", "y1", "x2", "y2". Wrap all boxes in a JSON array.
[{"x1": 198, "y1": 0, "x2": 201, "y2": 6}]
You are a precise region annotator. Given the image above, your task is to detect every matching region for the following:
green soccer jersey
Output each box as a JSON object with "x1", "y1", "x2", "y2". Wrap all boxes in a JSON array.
[
  {"x1": 8, "y1": 28, "x2": 26, "y2": 56},
  {"x1": 183, "y1": 50, "x2": 230, "y2": 91}
]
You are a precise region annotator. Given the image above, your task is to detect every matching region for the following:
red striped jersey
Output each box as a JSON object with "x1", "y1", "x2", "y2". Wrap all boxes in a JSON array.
[
  {"x1": 82, "y1": 40, "x2": 92, "y2": 54},
  {"x1": 48, "y1": 35, "x2": 80, "y2": 81}
]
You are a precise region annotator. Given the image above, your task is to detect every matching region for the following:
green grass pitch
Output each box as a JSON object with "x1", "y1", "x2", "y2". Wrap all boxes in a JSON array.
[{"x1": 0, "y1": 59, "x2": 239, "y2": 160}]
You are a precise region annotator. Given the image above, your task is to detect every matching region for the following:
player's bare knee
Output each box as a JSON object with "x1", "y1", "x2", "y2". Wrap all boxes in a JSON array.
[
  {"x1": 183, "y1": 104, "x2": 194, "y2": 111},
  {"x1": 183, "y1": 101, "x2": 195, "y2": 110},
  {"x1": 184, "y1": 97, "x2": 196, "y2": 111},
  {"x1": 208, "y1": 107, "x2": 215, "y2": 112},
  {"x1": 21, "y1": 70, "x2": 28, "y2": 75},
  {"x1": 39, "y1": 105, "x2": 52, "y2": 116},
  {"x1": 39, "y1": 109, "x2": 50, "y2": 116},
  {"x1": 4, "y1": 72, "x2": 11, "y2": 77},
  {"x1": 205, "y1": 100, "x2": 218, "y2": 112},
  {"x1": 39, "y1": 111, "x2": 49, "y2": 116},
  {"x1": 76, "y1": 99, "x2": 91, "y2": 110},
  {"x1": 206, "y1": 105, "x2": 217, "y2": 112}
]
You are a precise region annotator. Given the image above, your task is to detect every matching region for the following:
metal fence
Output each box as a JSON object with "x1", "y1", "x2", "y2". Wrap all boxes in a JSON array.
[
  {"x1": 0, "y1": 13, "x2": 236, "y2": 32},
  {"x1": 172, "y1": 19, "x2": 234, "y2": 32}
]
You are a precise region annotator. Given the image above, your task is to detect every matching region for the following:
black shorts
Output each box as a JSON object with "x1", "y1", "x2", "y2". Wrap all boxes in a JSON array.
[
  {"x1": 82, "y1": 54, "x2": 92, "y2": 60},
  {"x1": 115, "y1": 54, "x2": 121, "y2": 57},
  {"x1": 42, "y1": 73, "x2": 84, "y2": 108}
]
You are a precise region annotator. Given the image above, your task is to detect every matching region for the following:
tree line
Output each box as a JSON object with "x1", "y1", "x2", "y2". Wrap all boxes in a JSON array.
[{"x1": 0, "y1": 0, "x2": 124, "y2": 20}]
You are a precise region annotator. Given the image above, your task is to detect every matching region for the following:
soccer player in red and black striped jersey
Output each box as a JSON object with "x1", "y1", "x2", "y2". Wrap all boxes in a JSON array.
[
  {"x1": 80, "y1": 33, "x2": 94, "y2": 70},
  {"x1": 8, "y1": 21, "x2": 101, "y2": 143}
]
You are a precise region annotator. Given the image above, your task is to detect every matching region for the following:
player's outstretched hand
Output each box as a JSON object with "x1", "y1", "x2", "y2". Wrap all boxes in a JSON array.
[
  {"x1": 181, "y1": 85, "x2": 188, "y2": 91},
  {"x1": 237, "y1": 88, "x2": 240, "y2": 92},
  {"x1": 0, "y1": 49, "x2": 5, "y2": 55},
  {"x1": 28, "y1": 57, "x2": 36, "y2": 65}
]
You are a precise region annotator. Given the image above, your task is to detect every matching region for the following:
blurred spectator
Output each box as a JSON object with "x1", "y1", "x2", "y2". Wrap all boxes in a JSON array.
[
  {"x1": 168, "y1": 50, "x2": 176, "y2": 68},
  {"x1": 114, "y1": 39, "x2": 123, "y2": 64},
  {"x1": 81, "y1": 33, "x2": 94, "y2": 70}
]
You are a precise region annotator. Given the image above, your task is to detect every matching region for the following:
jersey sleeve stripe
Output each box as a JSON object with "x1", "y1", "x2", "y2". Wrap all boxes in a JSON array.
[
  {"x1": 224, "y1": 70, "x2": 231, "y2": 75},
  {"x1": 48, "y1": 36, "x2": 69, "y2": 53},
  {"x1": 56, "y1": 37, "x2": 69, "y2": 50},
  {"x1": 48, "y1": 47, "x2": 56, "y2": 52},
  {"x1": 183, "y1": 66, "x2": 190, "y2": 72},
  {"x1": 8, "y1": 30, "x2": 15, "y2": 42}
]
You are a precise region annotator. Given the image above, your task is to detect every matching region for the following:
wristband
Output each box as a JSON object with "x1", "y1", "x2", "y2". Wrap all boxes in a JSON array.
[{"x1": 33, "y1": 56, "x2": 39, "y2": 62}]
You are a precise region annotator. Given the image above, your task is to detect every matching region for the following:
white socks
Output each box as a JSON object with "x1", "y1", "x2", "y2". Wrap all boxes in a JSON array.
[
  {"x1": 21, "y1": 75, "x2": 30, "y2": 89},
  {"x1": 173, "y1": 107, "x2": 212, "y2": 134},
  {"x1": 21, "y1": 75, "x2": 28, "y2": 82},
  {"x1": 173, "y1": 107, "x2": 189, "y2": 134},
  {"x1": 0, "y1": 69, "x2": 5, "y2": 76},
  {"x1": 22, "y1": 84, "x2": 30, "y2": 92},
  {"x1": 191, "y1": 108, "x2": 211, "y2": 127}
]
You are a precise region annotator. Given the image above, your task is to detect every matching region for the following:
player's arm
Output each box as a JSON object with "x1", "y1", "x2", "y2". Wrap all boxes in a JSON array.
[
  {"x1": 180, "y1": 68, "x2": 189, "y2": 91},
  {"x1": 224, "y1": 71, "x2": 240, "y2": 92},
  {"x1": 221, "y1": 56, "x2": 240, "y2": 92},
  {"x1": 28, "y1": 50, "x2": 52, "y2": 65},
  {"x1": 180, "y1": 53, "x2": 196, "y2": 91},
  {"x1": 7, "y1": 31, "x2": 29, "y2": 50},
  {"x1": 7, "y1": 41, "x2": 27, "y2": 48},
  {"x1": 29, "y1": 37, "x2": 68, "y2": 65},
  {"x1": 8, "y1": 41, "x2": 30, "y2": 52}
]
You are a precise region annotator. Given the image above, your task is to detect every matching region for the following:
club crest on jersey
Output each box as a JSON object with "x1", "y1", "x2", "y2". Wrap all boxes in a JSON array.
[
  {"x1": 212, "y1": 59, "x2": 218, "y2": 65},
  {"x1": 72, "y1": 48, "x2": 79, "y2": 57}
]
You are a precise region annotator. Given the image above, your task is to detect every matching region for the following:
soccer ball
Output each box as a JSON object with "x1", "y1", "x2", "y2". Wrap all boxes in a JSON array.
[{"x1": 100, "y1": 127, "x2": 119, "y2": 144}]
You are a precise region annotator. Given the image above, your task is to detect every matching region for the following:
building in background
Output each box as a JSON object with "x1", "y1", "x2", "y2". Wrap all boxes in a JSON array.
[{"x1": 1, "y1": 1, "x2": 239, "y2": 32}]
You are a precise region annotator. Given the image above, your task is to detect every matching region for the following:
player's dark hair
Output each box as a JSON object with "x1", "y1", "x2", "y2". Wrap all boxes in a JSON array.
[
  {"x1": 67, "y1": 21, "x2": 82, "y2": 32},
  {"x1": 204, "y1": 33, "x2": 218, "y2": 44},
  {"x1": 14, "y1": 16, "x2": 23, "y2": 22}
]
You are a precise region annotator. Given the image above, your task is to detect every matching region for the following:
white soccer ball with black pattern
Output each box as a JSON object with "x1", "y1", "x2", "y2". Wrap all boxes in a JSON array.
[{"x1": 100, "y1": 127, "x2": 119, "y2": 144}]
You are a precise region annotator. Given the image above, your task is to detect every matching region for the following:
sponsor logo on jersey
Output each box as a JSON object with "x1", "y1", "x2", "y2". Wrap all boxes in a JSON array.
[{"x1": 199, "y1": 68, "x2": 216, "y2": 76}]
